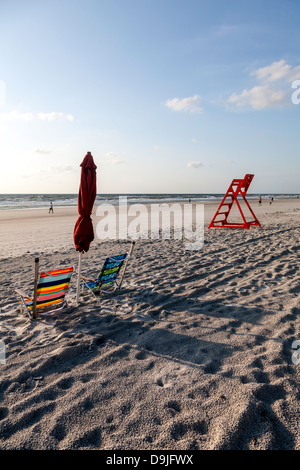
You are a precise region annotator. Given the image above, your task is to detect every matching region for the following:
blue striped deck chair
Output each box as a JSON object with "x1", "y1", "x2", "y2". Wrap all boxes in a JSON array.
[
  {"x1": 15, "y1": 259, "x2": 74, "y2": 319},
  {"x1": 81, "y1": 241, "x2": 135, "y2": 298}
]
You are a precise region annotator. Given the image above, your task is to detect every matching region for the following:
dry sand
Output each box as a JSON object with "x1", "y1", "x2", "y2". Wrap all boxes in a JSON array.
[{"x1": 0, "y1": 198, "x2": 299, "y2": 450}]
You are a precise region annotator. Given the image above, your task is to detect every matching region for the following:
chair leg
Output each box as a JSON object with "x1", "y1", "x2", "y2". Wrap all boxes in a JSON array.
[
  {"x1": 82, "y1": 280, "x2": 101, "y2": 302},
  {"x1": 18, "y1": 296, "x2": 29, "y2": 319}
]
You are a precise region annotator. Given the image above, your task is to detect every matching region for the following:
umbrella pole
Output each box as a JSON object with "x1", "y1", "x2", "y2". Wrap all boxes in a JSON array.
[
  {"x1": 32, "y1": 257, "x2": 39, "y2": 319},
  {"x1": 76, "y1": 251, "x2": 82, "y2": 303}
]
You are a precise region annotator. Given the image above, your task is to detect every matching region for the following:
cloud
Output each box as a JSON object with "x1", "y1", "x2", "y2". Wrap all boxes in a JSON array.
[
  {"x1": 105, "y1": 152, "x2": 118, "y2": 159},
  {"x1": 228, "y1": 60, "x2": 300, "y2": 110},
  {"x1": 215, "y1": 24, "x2": 240, "y2": 37},
  {"x1": 228, "y1": 85, "x2": 287, "y2": 110},
  {"x1": 251, "y1": 60, "x2": 300, "y2": 83},
  {"x1": 0, "y1": 110, "x2": 74, "y2": 121},
  {"x1": 50, "y1": 165, "x2": 75, "y2": 173},
  {"x1": 37, "y1": 112, "x2": 74, "y2": 122},
  {"x1": 21, "y1": 164, "x2": 76, "y2": 180},
  {"x1": 187, "y1": 161, "x2": 203, "y2": 169},
  {"x1": 34, "y1": 148, "x2": 52, "y2": 154},
  {"x1": 0, "y1": 111, "x2": 34, "y2": 121},
  {"x1": 165, "y1": 95, "x2": 203, "y2": 113},
  {"x1": 105, "y1": 152, "x2": 124, "y2": 165}
]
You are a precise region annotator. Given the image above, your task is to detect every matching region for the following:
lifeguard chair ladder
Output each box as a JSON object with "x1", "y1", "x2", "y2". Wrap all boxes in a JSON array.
[{"x1": 208, "y1": 174, "x2": 261, "y2": 229}]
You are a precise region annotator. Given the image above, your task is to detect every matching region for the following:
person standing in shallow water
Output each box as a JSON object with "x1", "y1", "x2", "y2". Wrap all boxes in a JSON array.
[{"x1": 49, "y1": 201, "x2": 54, "y2": 214}]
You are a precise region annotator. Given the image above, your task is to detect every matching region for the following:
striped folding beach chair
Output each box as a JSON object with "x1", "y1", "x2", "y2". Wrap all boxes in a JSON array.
[
  {"x1": 15, "y1": 259, "x2": 74, "y2": 319},
  {"x1": 80, "y1": 241, "x2": 135, "y2": 298}
]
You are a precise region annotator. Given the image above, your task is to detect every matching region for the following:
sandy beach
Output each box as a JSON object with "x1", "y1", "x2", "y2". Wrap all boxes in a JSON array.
[{"x1": 0, "y1": 198, "x2": 299, "y2": 450}]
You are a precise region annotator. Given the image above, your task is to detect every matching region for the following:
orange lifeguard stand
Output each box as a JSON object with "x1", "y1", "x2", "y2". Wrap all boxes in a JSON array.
[{"x1": 208, "y1": 174, "x2": 261, "y2": 229}]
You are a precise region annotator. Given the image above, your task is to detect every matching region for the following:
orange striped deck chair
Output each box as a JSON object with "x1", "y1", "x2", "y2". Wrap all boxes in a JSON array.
[{"x1": 16, "y1": 259, "x2": 74, "y2": 319}]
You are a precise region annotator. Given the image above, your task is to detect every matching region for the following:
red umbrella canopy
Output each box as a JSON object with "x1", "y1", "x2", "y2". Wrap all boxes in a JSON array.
[{"x1": 74, "y1": 152, "x2": 97, "y2": 253}]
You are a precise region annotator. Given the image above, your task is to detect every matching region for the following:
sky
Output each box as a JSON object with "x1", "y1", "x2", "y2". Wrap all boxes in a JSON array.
[{"x1": 0, "y1": 0, "x2": 300, "y2": 194}]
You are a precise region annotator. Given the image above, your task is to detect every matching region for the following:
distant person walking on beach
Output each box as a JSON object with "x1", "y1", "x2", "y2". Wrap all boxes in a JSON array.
[
  {"x1": 258, "y1": 196, "x2": 262, "y2": 205},
  {"x1": 270, "y1": 196, "x2": 273, "y2": 204},
  {"x1": 49, "y1": 201, "x2": 54, "y2": 214}
]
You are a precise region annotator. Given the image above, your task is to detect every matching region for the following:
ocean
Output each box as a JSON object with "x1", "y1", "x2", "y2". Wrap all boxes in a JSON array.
[{"x1": 0, "y1": 193, "x2": 299, "y2": 211}]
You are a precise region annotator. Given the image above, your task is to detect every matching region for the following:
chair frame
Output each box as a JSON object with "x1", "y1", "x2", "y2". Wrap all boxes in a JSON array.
[
  {"x1": 15, "y1": 258, "x2": 74, "y2": 319},
  {"x1": 80, "y1": 241, "x2": 135, "y2": 299}
]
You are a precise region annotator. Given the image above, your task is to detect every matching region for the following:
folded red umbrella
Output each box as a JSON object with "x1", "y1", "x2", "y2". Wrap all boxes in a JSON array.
[{"x1": 74, "y1": 152, "x2": 97, "y2": 253}]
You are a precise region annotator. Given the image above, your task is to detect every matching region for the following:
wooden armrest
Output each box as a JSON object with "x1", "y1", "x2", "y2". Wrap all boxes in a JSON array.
[
  {"x1": 15, "y1": 289, "x2": 33, "y2": 301},
  {"x1": 81, "y1": 276, "x2": 96, "y2": 283}
]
